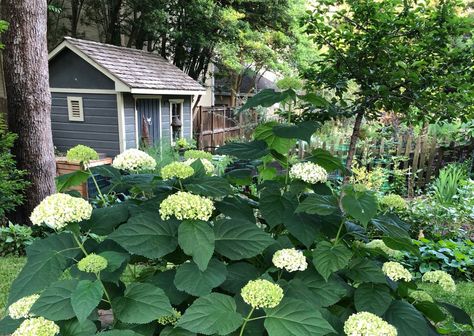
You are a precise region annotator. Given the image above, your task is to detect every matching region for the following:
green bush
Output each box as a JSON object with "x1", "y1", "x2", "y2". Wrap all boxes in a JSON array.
[
  {"x1": 0, "y1": 223, "x2": 34, "y2": 257},
  {"x1": 0, "y1": 122, "x2": 30, "y2": 221},
  {"x1": 0, "y1": 109, "x2": 471, "y2": 335}
]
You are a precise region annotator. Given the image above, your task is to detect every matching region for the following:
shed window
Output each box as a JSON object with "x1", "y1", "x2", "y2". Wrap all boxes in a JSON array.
[
  {"x1": 67, "y1": 97, "x2": 84, "y2": 122},
  {"x1": 169, "y1": 99, "x2": 184, "y2": 143}
]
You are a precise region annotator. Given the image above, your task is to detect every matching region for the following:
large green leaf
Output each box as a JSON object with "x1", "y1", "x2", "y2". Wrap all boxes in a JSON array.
[
  {"x1": 438, "y1": 302, "x2": 473, "y2": 326},
  {"x1": 296, "y1": 194, "x2": 339, "y2": 216},
  {"x1": 97, "y1": 331, "x2": 142, "y2": 336},
  {"x1": 215, "y1": 196, "x2": 255, "y2": 222},
  {"x1": 414, "y1": 301, "x2": 446, "y2": 323},
  {"x1": 30, "y1": 279, "x2": 78, "y2": 321},
  {"x1": 382, "y1": 236, "x2": 419, "y2": 255},
  {"x1": 254, "y1": 122, "x2": 296, "y2": 154},
  {"x1": 282, "y1": 212, "x2": 321, "y2": 248},
  {"x1": 8, "y1": 233, "x2": 80, "y2": 304},
  {"x1": 0, "y1": 316, "x2": 22, "y2": 335},
  {"x1": 146, "y1": 270, "x2": 189, "y2": 306},
  {"x1": 264, "y1": 298, "x2": 334, "y2": 336},
  {"x1": 220, "y1": 262, "x2": 260, "y2": 294},
  {"x1": 384, "y1": 300, "x2": 428, "y2": 336},
  {"x1": 56, "y1": 170, "x2": 90, "y2": 192},
  {"x1": 308, "y1": 149, "x2": 346, "y2": 173},
  {"x1": 184, "y1": 176, "x2": 233, "y2": 197},
  {"x1": 160, "y1": 326, "x2": 196, "y2": 335},
  {"x1": 113, "y1": 283, "x2": 173, "y2": 324},
  {"x1": 177, "y1": 293, "x2": 243, "y2": 335},
  {"x1": 178, "y1": 220, "x2": 215, "y2": 271},
  {"x1": 174, "y1": 259, "x2": 227, "y2": 296},
  {"x1": 345, "y1": 259, "x2": 386, "y2": 284},
  {"x1": 299, "y1": 93, "x2": 329, "y2": 108},
  {"x1": 239, "y1": 88, "x2": 296, "y2": 111},
  {"x1": 312, "y1": 242, "x2": 352, "y2": 281},
  {"x1": 109, "y1": 212, "x2": 178, "y2": 259},
  {"x1": 59, "y1": 319, "x2": 97, "y2": 336},
  {"x1": 292, "y1": 268, "x2": 348, "y2": 307},
  {"x1": 216, "y1": 140, "x2": 269, "y2": 160},
  {"x1": 273, "y1": 121, "x2": 320, "y2": 142},
  {"x1": 70, "y1": 280, "x2": 103, "y2": 323},
  {"x1": 259, "y1": 186, "x2": 295, "y2": 228},
  {"x1": 341, "y1": 190, "x2": 378, "y2": 226},
  {"x1": 214, "y1": 219, "x2": 274, "y2": 260},
  {"x1": 371, "y1": 214, "x2": 411, "y2": 239},
  {"x1": 354, "y1": 283, "x2": 392, "y2": 315},
  {"x1": 81, "y1": 204, "x2": 129, "y2": 235}
]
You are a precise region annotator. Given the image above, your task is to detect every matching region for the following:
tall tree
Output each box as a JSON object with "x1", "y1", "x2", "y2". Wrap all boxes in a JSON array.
[
  {"x1": 303, "y1": 0, "x2": 474, "y2": 171},
  {"x1": 2, "y1": 0, "x2": 56, "y2": 223}
]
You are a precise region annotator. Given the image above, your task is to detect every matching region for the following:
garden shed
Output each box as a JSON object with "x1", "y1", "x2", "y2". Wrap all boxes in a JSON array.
[{"x1": 48, "y1": 37, "x2": 205, "y2": 156}]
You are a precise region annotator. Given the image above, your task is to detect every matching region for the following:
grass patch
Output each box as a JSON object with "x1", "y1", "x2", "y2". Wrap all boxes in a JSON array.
[{"x1": 0, "y1": 257, "x2": 26, "y2": 317}]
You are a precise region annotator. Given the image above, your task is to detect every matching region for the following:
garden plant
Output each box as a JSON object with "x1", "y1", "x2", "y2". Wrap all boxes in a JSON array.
[{"x1": 0, "y1": 96, "x2": 472, "y2": 335}]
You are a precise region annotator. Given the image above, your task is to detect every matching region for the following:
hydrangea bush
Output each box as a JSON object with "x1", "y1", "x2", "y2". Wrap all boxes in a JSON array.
[{"x1": 1, "y1": 118, "x2": 472, "y2": 336}]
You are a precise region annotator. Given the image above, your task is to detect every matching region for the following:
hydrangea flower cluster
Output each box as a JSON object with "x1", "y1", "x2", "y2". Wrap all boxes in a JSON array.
[
  {"x1": 184, "y1": 158, "x2": 214, "y2": 175},
  {"x1": 30, "y1": 193, "x2": 93, "y2": 230},
  {"x1": 366, "y1": 239, "x2": 404, "y2": 258},
  {"x1": 161, "y1": 161, "x2": 195, "y2": 180},
  {"x1": 379, "y1": 194, "x2": 407, "y2": 211},
  {"x1": 112, "y1": 149, "x2": 156, "y2": 172},
  {"x1": 422, "y1": 270, "x2": 456, "y2": 292},
  {"x1": 183, "y1": 149, "x2": 213, "y2": 161},
  {"x1": 272, "y1": 248, "x2": 308, "y2": 272},
  {"x1": 8, "y1": 294, "x2": 40, "y2": 319},
  {"x1": 12, "y1": 317, "x2": 60, "y2": 336},
  {"x1": 409, "y1": 290, "x2": 433, "y2": 303},
  {"x1": 66, "y1": 144, "x2": 99, "y2": 164},
  {"x1": 157, "y1": 308, "x2": 181, "y2": 325},
  {"x1": 176, "y1": 138, "x2": 189, "y2": 148},
  {"x1": 289, "y1": 162, "x2": 328, "y2": 184},
  {"x1": 241, "y1": 279, "x2": 284, "y2": 309},
  {"x1": 343, "y1": 312, "x2": 397, "y2": 336},
  {"x1": 77, "y1": 254, "x2": 108, "y2": 273},
  {"x1": 382, "y1": 261, "x2": 412, "y2": 282},
  {"x1": 159, "y1": 192, "x2": 215, "y2": 221}
]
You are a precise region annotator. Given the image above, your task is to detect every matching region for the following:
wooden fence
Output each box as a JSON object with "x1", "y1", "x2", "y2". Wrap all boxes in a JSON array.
[
  {"x1": 310, "y1": 132, "x2": 474, "y2": 196},
  {"x1": 194, "y1": 106, "x2": 259, "y2": 150}
]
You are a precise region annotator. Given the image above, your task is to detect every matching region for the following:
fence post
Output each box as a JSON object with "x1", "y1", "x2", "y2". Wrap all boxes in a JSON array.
[
  {"x1": 210, "y1": 108, "x2": 215, "y2": 149},
  {"x1": 199, "y1": 106, "x2": 204, "y2": 149},
  {"x1": 409, "y1": 134, "x2": 422, "y2": 197}
]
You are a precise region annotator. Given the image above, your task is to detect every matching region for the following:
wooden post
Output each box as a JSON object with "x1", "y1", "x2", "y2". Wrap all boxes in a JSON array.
[
  {"x1": 403, "y1": 132, "x2": 413, "y2": 170},
  {"x1": 425, "y1": 135, "x2": 438, "y2": 186},
  {"x1": 199, "y1": 106, "x2": 204, "y2": 149},
  {"x1": 409, "y1": 134, "x2": 422, "y2": 197},
  {"x1": 210, "y1": 108, "x2": 215, "y2": 149}
]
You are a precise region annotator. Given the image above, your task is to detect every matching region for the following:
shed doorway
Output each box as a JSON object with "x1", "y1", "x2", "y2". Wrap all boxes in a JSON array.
[{"x1": 136, "y1": 98, "x2": 161, "y2": 146}]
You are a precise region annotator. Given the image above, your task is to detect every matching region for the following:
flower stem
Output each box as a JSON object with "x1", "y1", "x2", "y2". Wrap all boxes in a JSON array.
[
  {"x1": 88, "y1": 168, "x2": 107, "y2": 205},
  {"x1": 73, "y1": 234, "x2": 88, "y2": 256},
  {"x1": 239, "y1": 307, "x2": 255, "y2": 336}
]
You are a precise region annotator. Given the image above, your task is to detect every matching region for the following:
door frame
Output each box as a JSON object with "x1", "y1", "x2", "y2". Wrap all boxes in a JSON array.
[{"x1": 133, "y1": 95, "x2": 162, "y2": 148}]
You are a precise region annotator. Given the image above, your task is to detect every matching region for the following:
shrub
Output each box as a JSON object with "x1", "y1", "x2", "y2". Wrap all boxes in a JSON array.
[
  {"x1": 1, "y1": 120, "x2": 471, "y2": 336},
  {"x1": 0, "y1": 222, "x2": 34, "y2": 257}
]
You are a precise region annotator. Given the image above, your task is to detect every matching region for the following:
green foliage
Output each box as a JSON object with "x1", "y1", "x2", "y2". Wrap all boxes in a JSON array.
[
  {"x1": 432, "y1": 164, "x2": 468, "y2": 205},
  {"x1": 0, "y1": 120, "x2": 30, "y2": 220},
  {"x1": 1, "y1": 111, "x2": 472, "y2": 335},
  {"x1": 0, "y1": 223, "x2": 34, "y2": 257}
]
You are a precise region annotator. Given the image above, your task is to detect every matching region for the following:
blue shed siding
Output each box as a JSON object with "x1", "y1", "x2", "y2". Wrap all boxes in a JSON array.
[
  {"x1": 49, "y1": 49, "x2": 115, "y2": 90},
  {"x1": 123, "y1": 93, "x2": 137, "y2": 149},
  {"x1": 160, "y1": 95, "x2": 192, "y2": 142},
  {"x1": 51, "y1": 93, "x2": 120, "y2": 156}
]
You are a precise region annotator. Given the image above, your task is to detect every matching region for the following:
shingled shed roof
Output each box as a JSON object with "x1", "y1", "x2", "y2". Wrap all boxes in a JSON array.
[{"x1": 49, "y1": 37, "x2": 205, "y2": 94}]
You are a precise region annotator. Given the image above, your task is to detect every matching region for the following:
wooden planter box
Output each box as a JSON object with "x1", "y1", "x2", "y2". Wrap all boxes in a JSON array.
[{"x1": 55, "y1": 156, "x2": 113, "y2": 198}]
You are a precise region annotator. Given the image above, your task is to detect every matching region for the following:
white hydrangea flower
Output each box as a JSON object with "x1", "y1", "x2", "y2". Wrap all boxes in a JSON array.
[
  {"x1": 382, "y1": 261, "x2": 412, "y2": 282},
  {"x1": 344, "y1": 312, "x2": 397, "y2": 336},
  {"x1": 159, "y1": 191, "x2": 215, "y2": 221},
  {"x1": 12, "y1": 317, "x2": 60, "y2": 336},
  {"x1": 157, "y1": 308, "x2": 181, "y2": 325},
  {"x1": 289, "y1": 162, "x2": 328, "y2": 184},
  {"x1": 184, "y1": 158, "x2": 215, "y2": 175},
  {"x1": 422, "y1": 270, "x2": 456, "y2": 292},
  {"x1": 161, "y1": 161, "x2": 195, "y2": 180},
  {"x1": 366, "y1": 240, "x2": 404, "y2": 259},
  {"x1": 30, "y1": 193, "x2": 93, "y2": 230},
  {"x1": 272, "y1": 248, "x2": 308, "y2": 272},
  {"x1": 409, "y1": 290, "x2": 433, "y2": 303},
  {"x1": 241, "y1": 279, "x2": 284, "y2": 309},
  {"x1": 8, "y1": 294, "x2": 40, "y2": 319},
  {"x1": 112, "y1": 149, "x2": 156, "y2": 172}
]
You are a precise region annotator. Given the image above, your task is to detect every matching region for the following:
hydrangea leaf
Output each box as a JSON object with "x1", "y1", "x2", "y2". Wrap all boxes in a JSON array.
[
  {"x1": 214, "y1": 219, "x2": 274, "y2": 260},
  {"x1": 80, "y1": 204, "x2": 129, "y2": 235},
  {"x1": 341, "y1": 190, "x2": 378, "y2": 226},
  {"x1": 109, "y1": 212, "x2": 178, "y2": 259},
  {"x1": 384, "y1": 300, "x2": 428, "y2": 336},
  {"x1": 160, "y1": 326, "x2": 196, "y2": 335},
  {"x1": 312, "y1": 242, "x2": 352, "y2": 281},
  {"x1": 96, "y1": 331, "x2": 142, "y2": 336},
  {"x1": 220, "y1": 262, "x2": 260, "y2": 294},
  {"x1": 174, "y1": 259, "x2": 227, "y2": 296},
  {"x1": 296, "y1": 194, "x2": 339, "y2": 216},
  {"x1": 58, "y1": 319, "x2": 97, "y2": 336},
  {"x1": 177, "y1": 293, "x2": 243, "y2": 335},
  {"x1": 308, "y1": 148, "x2": 347, "y2": 173},
  {"x1": 184, "y1": 176, "x2": 233, "y2": 197},
  {"x1": 0, "y1": 316, "x2": 22, "y2": 335},
  {"x1": 113, "y1": 283, "x2": 173, "y2": 324},
  {"x1": 216, "y1": 140, "x2": 269, "y2": 160},
  {"x1": 345, "y1": 258, "x2": 387, "y2": 284},
  {"x1": 264, "y1": 298, "x2": 334, "y2": 336},
  {"x1": 273, "y1": 120, "x2": 321, "y2": 142},
  {"x1": 56, "y1": 170, "x2": 91, "y2": 193},
  {"x1": 7, "y1": 233, "x2": 80, "y2": 305},
  {"x1": 145, "y1": 270, "x2": 189, "y2": 306},
  {"x1": 254, "y1": 122, "x2": 296, "y2": 154},
  {"x1": 178, "y1": 220, "x2": 215, "y2": 271},
  {"x1": 70, "y1": 280, "x2": 103, "y2": 323},
  {"x1": 354, "y1": 283, "x2": 392, "y2": 315},
  {"x1": 30, "y1": 279, "x2": 79, "y2": 321}
]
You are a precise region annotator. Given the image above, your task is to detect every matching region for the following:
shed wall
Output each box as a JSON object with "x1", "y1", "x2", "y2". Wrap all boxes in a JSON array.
[
  {"x1": 51, "y1": 92, "x2": 120, "y2": 156},
  {"x1": 123, "y1": 93, "x2": 137, "y2": 149}
]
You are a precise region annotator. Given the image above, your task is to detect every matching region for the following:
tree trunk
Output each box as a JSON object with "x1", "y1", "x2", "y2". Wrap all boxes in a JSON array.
[
  {"x1": 2, "y1": 0, "x2": 56, "y2": 224},
  {"x1": 345, "y1": 108, "x2": 365, "y2": 174}
]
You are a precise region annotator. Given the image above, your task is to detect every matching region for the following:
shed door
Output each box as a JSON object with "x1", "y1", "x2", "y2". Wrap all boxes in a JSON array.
[{"x1": 136, "y1": 99, "x2": 160, "y2": 145}]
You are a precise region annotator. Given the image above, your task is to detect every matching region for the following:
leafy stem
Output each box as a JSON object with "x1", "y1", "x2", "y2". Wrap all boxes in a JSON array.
[
  {"x1": 239, "y1": 307, "x2": 256, "y2": 336},
  {"x1": 87, "y1": 167, "x2": 107, "y2": 205}
]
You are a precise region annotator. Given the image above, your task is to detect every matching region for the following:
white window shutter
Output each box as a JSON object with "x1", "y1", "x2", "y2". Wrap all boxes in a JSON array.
[{"x1": 67, "y1": 97, "x2": 84, "y2": 121}]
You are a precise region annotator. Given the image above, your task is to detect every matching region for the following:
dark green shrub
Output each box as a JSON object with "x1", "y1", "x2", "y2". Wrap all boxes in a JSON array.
[{"x1": 0, "y1": 222, "x2": 35, "y2": 257}]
